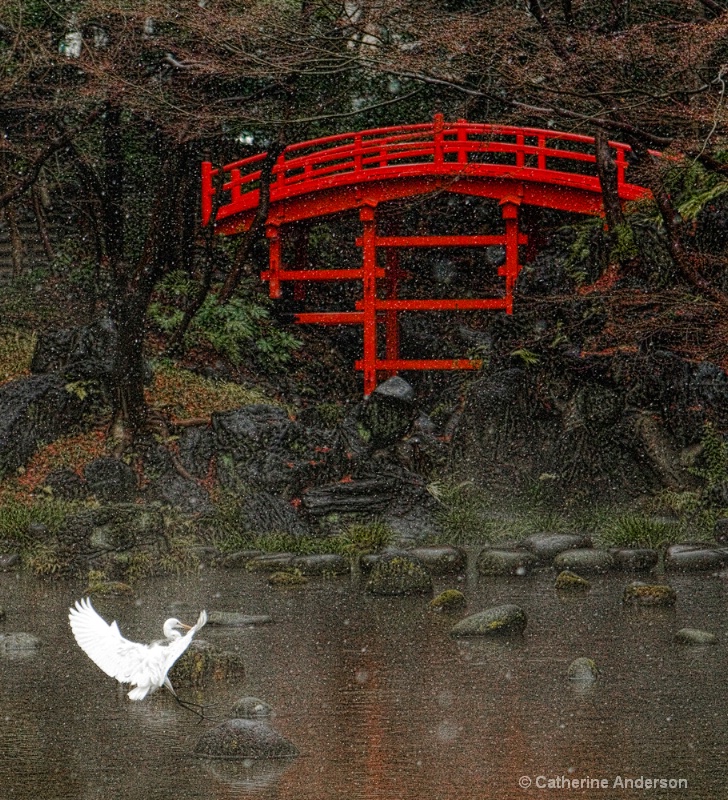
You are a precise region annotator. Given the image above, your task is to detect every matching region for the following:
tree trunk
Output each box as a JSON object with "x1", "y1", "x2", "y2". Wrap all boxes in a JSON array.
[
  {"x1": 4, "y1": 203, "x2": 23, "y2": 278},
  {"x1": 595, "y1": 129, "x2": 625, "y2": 232}
]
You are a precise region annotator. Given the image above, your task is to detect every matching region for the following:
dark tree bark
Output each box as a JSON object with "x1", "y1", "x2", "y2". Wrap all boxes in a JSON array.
[
  {"x1": 595, "y1": 128, "x2": 625, "y2": 231},
  {"x1": 218, "y1": 141, "x2": 285, "y2": 304}
]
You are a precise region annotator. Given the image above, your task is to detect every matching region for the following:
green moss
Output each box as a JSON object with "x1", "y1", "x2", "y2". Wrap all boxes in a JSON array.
[
  {"x1": 622, "y1": 582, "x2": 676, "y2": 606},
  {"x1": 555, "y1": 570, "x2": 590, "y2": 591},
  {"x1": 268, "y1": 570, "x2": 308, "y2": 586},
  {"x1": 429, "y1": 589, "x2": 467, "y2": 612}
]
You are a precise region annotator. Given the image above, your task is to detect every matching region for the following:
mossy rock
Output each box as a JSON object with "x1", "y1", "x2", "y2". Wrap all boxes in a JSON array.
[
  {"x1": 555, "y1": 570, "x2": 590, "y2": 592},
  {"x1": 568, "y1": 657, "x2": 599, "y2": 682},
  {"x1": 85, "y1": 579, "x2": 134, "y2": 597},
  {"x1": 450, "y1": 604, "x2": 527, "y2": 637},
  {"x1": 194, "y1": 719, "x2": 298, "y2": 760},
  {"x1": 168, "y1": 640, "x2": 245, "y2": 690},
  {"x1": 429, "y1": 589, "x2": 467, "y2": 613},
  {"x1": 622, "y1": 582, "x2": 676, "y2": 607},
  {"x1": 365, "y1": 554, "x2": 432, "y2": 596},
  {"x1": 268, "y1": 571, "x2": 308, "y2": 587}
]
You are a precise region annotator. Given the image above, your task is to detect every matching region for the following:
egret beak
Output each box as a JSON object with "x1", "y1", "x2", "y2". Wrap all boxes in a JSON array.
[{"x1": 178, "y1": 622, "x2": 193, "y2": 631}]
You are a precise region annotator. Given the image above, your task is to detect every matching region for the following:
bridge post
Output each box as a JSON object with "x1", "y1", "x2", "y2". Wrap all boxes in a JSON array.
[
  {"x1": 360, "y1": 203, "x2": 378, "y2": 396},
  {"x1": 266, "y1": 224, "x2": 282, "y2": 299},
  {"x1": 500, "y1": 197, "x2": 522, "y2": 315}
]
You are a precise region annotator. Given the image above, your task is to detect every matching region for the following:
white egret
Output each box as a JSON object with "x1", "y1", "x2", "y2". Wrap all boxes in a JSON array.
[{"x1": 68, "y1": 597, "x2": 208, "y2": 701}]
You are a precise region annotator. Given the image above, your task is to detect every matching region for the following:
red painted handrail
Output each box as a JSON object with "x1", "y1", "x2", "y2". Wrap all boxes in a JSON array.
[{"x1": 201, "y1": 116, "x2": 651, "y2": 227}]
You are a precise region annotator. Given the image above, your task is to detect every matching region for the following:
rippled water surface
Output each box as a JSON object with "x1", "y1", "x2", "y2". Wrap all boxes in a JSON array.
[{"x1": 1, "y1": 562, "x2": 728, "y2": 799}]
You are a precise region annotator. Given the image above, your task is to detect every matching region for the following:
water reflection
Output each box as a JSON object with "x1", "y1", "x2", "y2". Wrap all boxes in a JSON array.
[{"x1": 0, "y1": 568, "x2": 727, "y2": 798}]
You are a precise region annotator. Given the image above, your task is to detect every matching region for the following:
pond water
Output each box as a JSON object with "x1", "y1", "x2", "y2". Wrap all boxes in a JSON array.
[{"x1": 1, "y1": 561, "x2": 727, "y2": 800}]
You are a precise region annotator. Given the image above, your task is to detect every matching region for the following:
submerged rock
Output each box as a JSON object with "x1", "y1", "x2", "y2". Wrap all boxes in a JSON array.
[
  {"x1": 231, "y1": 697, "x2": 274, "y2": 719},
  {"x1": 622, "y1": 582, "x2": 676, "y2": 607},
  {"x1": 450, "y1": 604, "x2": 527, "y2": 637},
  {"x1": 0, "y1": 632, "x2": 41, "y2": 656},
  {"x1": 674, "y1": 628, "x2": 717, "y2": 646},
  {"x1": 194, "y1": 719, "x2": 298, "y2": 760},
  {"x1": 476, "y1": 548, "x2": 536, "y2": 576},
  {"x1": 429, "y1": 589, "x2": 467, "y2": 613},
  {"x1": 168, "y1": 640, "x2": 245, "y2": 689},
  {"x1": 365, "y1": 553, "x2": 432, "y2": 595},
  {"x1": 568, "y1": 657, "x2": 599, "y2": 682},
  {"x1": 207, "y1": 611, "x2": 273, "y2": 627}
]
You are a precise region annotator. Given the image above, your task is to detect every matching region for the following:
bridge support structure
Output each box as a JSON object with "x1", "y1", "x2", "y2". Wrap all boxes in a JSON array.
[{"x1": 203, "y1": 116, "x2": 653, "y2": 395}]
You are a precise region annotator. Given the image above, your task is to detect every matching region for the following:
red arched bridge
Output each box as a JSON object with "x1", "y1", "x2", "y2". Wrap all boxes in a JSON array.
[{"x1": 201, "y1": 114, "x2": 651, "y2": 395}]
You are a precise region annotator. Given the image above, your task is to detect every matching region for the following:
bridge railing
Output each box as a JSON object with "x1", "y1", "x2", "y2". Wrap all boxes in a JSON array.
[{"x1": 201, "y1": 115, "x2": 639, "y2": 226}]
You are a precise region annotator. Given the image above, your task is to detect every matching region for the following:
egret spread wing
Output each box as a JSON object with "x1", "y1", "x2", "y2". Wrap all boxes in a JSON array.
[{"x1": 68, "y1": 597, "x2": 157, "y2": 686}]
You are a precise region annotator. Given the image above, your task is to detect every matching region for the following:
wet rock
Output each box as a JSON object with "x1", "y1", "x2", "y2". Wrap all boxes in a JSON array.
[
  {"x1": 568, "y1": 657, "x2": 599, "y2": 682},
  {"x1": 84, "y1": 457, "x2": 137, "y2": 502},
  {"x1": 476, "y1": 548, "x2": 536, "y2": 576},
  {"x1": 0, "y1": 608, "x2": 5, "y2": 622},
  {"x1": 409, "y1": 545, "x2": 467, "y2": 575},
  {"x1": 521, "y1": 533, "x2": 592, "y2": 563},
  {"x1": 0, "y1": 553, "x2": 20, "y2": 571},
  {"x1": 553, "y1": 548, "x2": 614, "y2": 573},
  {"x1": 622, "y1": 582, "x2": 676, "y2": 607},
  {"x1": 207, "y1": 611, "x2": 273, "y2": 627},
  {"x1": 365, "y1": 553, "x2": 432, "y2": 595},
  {"x1": 168, "y1": 640, "x2": 245, "y2": 690},
  {"x1": 674, "y1": 628, "x2": 717, "y2": 646},
  {"x1": 302, "y1": 477, "x2": 402, "y2": 518},
  {"x1": 231, "y1": 697, "x2": 274, "y2": 719},
  {"x1": 450, "y1": 604, "x2": 527, "y2": 637},
  {"x1": 194, "y1": 718, "x2": 298, "y2": 759},
  {"x1": 382, "y1": 507, "x2": 446, "y2": 545},
  {"x1": 238, "y1": 491, "x2": 309, "y2": 539},
  {"x1": 246, "y1": 554, "x2": 296, "y2": 572},
  {"x1": 0, "y1": 632, "x2": 41, "y2": 656},
  {"x1": 356, "y1": 376, "x2": 418, "y2": 449},
  {"x1": 610, "y1": 548, "x2": 659, "y2": 572},
  {"x1": 85, "y1": 578, "x2": 134, "y2": 596},
  {"x1": 177, "y1": 425, "x2": 217, "y2": 479},
  {"x1": 268, "y1": 571, "x2": 308, "y2": 587},
  {"x1": 664, "y1": 545, "x2": 726, "y2": 572},
  {"x1": 429, "y1": 589, "x2": 466, "y2": 612},
  {"x1": 145, "y1": 473, "x2": 213, "y2": 516},
  {"x1": 555, "y1": 570, "x2": 590, "y2": 591},
  {"x1": 0, "y1": 374, "x2": 90, "y2": 476},
  {"x1": 218, "y1": 550, "x2": 264, "y2": 569},
  {"x1": 291, "y1": 554, "x2": 349, "y2": 576}
]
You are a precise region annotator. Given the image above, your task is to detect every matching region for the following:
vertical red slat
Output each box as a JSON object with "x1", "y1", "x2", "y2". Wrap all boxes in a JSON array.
[{"x1": 360, "y1": 205, "x2": 378, "y2": 396}]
